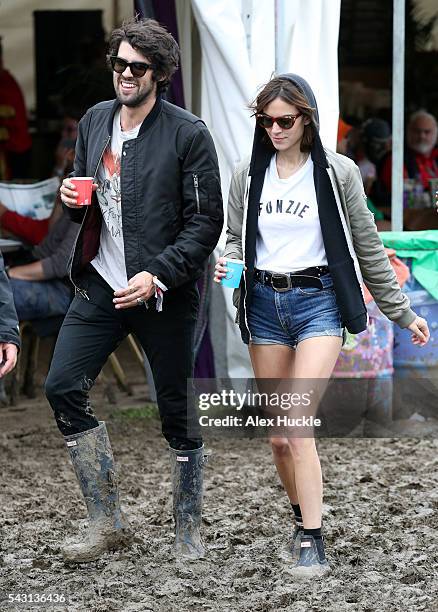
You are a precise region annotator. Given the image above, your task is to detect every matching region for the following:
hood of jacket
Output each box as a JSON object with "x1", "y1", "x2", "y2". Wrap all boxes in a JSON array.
[{"x1": 249, "y1": 73, "x2": 328, "y2": 176}]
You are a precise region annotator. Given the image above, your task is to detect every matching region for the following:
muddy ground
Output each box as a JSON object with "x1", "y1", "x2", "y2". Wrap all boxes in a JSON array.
[{"x1": 0, "y1": 341, "x2": 437, "y2": 612}]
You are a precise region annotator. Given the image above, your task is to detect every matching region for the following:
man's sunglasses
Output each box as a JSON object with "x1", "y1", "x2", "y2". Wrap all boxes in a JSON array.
[
  {"x1": 256, "y1": 113, "x2": 302, "y2": 130},
  {"x1": 108, "y1": 55, "x2": 153, "y2": 78}
]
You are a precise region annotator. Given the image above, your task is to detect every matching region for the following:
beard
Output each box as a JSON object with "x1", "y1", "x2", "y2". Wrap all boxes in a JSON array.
[
  {"x1": 114, "y1": 78, "x2": 155, "y2": 108},
  {"x1": 411, "y1": 142, "x2": 434, "y2": 156}
]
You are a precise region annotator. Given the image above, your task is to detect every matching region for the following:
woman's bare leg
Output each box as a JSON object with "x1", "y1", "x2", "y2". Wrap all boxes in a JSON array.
[
  {"x1": 289, "y1": 336, "x2": 342, "y2": 528},
  {"x1": 248, "y1": 344, "x2": 298, "y2": 503}
]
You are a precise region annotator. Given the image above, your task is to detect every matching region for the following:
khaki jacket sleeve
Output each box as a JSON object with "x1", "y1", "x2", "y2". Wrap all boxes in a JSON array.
[
  {"x1": 222, "y1": 164, "x2": 247, "y2": 261},
  {"x1": 344, "y1": 164, "x2": 416, "y2": 328}
]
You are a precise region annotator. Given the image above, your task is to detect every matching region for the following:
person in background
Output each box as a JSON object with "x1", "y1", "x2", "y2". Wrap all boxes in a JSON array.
[
  {"x1": 52, "y1": 116, "x2": 78, "y2": 179},
  {"x1": 336, "y1": 118, "x2": 353, "y2": 155},
  {"x1": 359, "y1": 118, "x2": 392, "y2": 207},
  {"x1": 0, "y1": 115, "x2": 78, "y2": 246},
  {"x1": 4, "y1": 187, "x2": 76, "y2": 321},
  {"x1": 339, "y1": 118, "x2": 390, "y2": 226},
  {"x1": 0, "y1": 37, "x2": 32, "y2": 180},
  {"x1": 0, "y1": 119, "x2": 77, "y2": 319},
  {"x1": 346, "y1": 122, "x2": 377, "y2": 197},
  {"x1": 380, "y1": 110, "x2": 438, "y2": 195}
]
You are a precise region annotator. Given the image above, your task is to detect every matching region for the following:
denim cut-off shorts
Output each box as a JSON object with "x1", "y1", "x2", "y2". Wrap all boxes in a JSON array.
[{"x1": 247, "y1": 272, "x2": 344, "y2": 349}]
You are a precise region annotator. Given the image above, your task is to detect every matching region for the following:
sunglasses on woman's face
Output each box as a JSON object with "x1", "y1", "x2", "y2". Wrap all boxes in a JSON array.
[
  {"x1": 108, "y1": 55, "x2": 152, "y2": 78},
  {"x1": 256, "y1": 113, "x2": 302, "y2": 130}
]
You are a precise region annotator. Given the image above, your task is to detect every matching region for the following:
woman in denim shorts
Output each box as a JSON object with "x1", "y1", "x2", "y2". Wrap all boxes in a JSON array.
[{"x1": 214, "y1": 74, "x2": 429, "y2": 578}]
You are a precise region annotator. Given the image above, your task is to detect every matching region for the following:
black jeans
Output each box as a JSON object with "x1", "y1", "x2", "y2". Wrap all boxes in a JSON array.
[{"x1": 45, "y1": 267, "x2": 201, "y2": 449}]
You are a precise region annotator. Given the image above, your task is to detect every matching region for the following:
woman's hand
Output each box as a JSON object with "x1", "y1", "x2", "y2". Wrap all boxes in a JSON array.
[
  {"x1": 407, "y1": 316, "x2": 430, "y2": 346},
  {"x1": 213, "y1": 257, "x2": 228, "y2": 283}
]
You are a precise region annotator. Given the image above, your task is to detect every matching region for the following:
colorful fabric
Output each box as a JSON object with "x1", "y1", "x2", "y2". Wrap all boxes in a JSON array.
[
  {"x1": 0, "y1": 69, "x2": 31, "y2": 153},
  {"x1": 379, "y1": 230, "x2": 438, "y2": 300},
  {"x1": 1, "y1": 210, "x2": 49, "y2": 245}
]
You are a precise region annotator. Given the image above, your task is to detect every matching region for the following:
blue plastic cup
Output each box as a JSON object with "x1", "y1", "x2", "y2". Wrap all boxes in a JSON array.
[{"x1": 221, "y1": 258, "x2": 245, "y2": 288}]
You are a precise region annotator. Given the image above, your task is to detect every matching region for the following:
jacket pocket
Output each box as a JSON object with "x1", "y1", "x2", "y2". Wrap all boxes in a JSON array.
[{"x1": 192, "y1": 172, "x2": 222, "y2": 217}]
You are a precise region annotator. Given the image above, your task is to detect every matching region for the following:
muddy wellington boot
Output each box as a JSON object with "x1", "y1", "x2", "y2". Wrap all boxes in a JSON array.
[
  {"x1": 169, "y1": 445, "x2": 206, "y2": 560},
  {"x1": 289, "y1": 518, "x2": 304, "y2": 561},
  {"x1": 287, "y1": 535, "x2": 330, "y2": 579},
  {"x1": 61, "y1": 422, "x2": 131, "y2": 563}
]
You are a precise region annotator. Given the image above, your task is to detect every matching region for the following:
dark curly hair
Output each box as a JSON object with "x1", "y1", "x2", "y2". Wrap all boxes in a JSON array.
[
  {"x1": 249, "y1": 77, "x2": 318, "y2": 152},
  {"x1": 108, "y1": 16, "x2": 179, "y2": 94}
]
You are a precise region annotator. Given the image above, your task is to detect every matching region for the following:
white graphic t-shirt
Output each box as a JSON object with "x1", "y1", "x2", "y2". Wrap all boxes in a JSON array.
[
  {"x1": 91, "y1": 110, "x2": 141, "y2": 290},
  {"x1": 255, "y1": 154, "x2": 328, "y2": 273}
]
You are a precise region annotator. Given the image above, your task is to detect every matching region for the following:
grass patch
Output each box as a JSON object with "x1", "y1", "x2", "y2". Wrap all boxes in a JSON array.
[{"x1": 112, "y1": 403, "x2": 159, "y2": 422}]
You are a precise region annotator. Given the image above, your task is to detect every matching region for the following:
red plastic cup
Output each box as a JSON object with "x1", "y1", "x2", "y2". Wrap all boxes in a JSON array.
[{"x1": 70, "y1": 177, "x2": 94, "y2": 206}]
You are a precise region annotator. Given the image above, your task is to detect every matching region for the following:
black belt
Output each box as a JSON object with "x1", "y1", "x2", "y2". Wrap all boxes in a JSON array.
[{"x1": 254, "y1": 266, "x2": 329, "y2": 292}]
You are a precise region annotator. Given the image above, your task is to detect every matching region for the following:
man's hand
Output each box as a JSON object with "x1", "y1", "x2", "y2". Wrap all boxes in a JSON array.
[
  {"x1": 407, "y1": 316, "x2": 430, "y2": 346},
  {"x1": 0, "y1": 343, "x2": 18, "y2": 377},
  {"x1": 60, "y1": 178, "x2": 98, "y2": 208},
  {"x1": 113, "y1": 271, "x2": 156, "y2": 309}
]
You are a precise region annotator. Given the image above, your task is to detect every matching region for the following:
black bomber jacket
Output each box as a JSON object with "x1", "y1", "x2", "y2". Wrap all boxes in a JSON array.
[{"x1": 66, "y1": 95, "x2": 224, "y2": 293}]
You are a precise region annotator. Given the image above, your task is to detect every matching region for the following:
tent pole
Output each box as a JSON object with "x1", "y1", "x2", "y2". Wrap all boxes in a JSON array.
[
  {"x1": 113, "y1": 0, "x2": 119, "y2": 28},
  {"x1": 391, "y1": 0, "x2": 405, "y2": 232}
]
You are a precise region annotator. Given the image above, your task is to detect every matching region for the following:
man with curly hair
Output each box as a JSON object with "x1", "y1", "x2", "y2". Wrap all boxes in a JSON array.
[{"x1": 47, "y1": 17, "x2": 223, "y2": 563}]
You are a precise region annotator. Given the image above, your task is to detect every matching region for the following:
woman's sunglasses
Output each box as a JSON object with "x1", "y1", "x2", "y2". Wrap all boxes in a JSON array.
[
  {"x1": 108, "y1": 55, "x2": 153, "y2": 78},
  {"x1": 256, "y1": 113, "x2": 302, "y2": 130}
]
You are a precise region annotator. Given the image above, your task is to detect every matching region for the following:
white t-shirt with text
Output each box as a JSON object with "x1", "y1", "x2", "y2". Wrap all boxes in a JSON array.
[{"x1": 255, "y1": 154, "x2": 328, "y2": 273}]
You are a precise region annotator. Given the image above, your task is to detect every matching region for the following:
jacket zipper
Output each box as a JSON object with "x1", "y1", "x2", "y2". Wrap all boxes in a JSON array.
[
  {"x1": 93, "y1": 136, "x2": 111, "y2": 180},
  {"x1": 69, "y1": 135, "x2": 111, "y2": 300},
  {"x1": 193, "y1": 174, "x2": 200, "y2": 214}
]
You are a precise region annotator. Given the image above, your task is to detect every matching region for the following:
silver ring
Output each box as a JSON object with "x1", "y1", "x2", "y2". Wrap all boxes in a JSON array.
[{"x1": 137, "y1": 297, "x2": 145, "y2": 305}]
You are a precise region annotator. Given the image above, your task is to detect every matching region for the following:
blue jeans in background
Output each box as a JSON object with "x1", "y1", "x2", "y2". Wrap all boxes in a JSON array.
[{"x1": 9, "y1": 278, "x2": 71, "y2": 320}]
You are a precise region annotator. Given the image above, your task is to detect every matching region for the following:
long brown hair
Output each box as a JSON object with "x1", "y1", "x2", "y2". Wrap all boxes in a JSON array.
[{"x1": 249, "y1": 77, "x2": 318, "y2": 152}]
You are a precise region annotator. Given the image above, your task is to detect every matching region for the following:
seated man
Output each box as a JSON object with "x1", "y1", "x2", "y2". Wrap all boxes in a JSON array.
[
  {"x1": 380, "y1": 110, "x2": 438, "y2": 194},
  {"x1": 5, "y1": 202, "x2": 77, "y2": 320}
]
